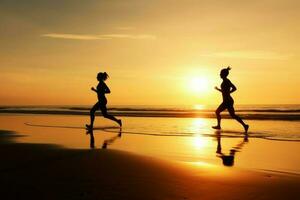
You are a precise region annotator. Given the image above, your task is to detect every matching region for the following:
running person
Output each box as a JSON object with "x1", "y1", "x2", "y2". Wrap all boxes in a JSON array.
[
  {"x1": 86, "y1": 72, "x2": 122, "y2": 130},
  {"x1": 212, "y1": 67, "x2": 249, "y2": 132}
]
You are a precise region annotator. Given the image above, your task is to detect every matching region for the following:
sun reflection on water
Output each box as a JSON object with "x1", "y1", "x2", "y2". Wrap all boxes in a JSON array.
[
  {"x1": 192, "y1": 118, "x2": 206, "y2": 128},
  {"x1": 194, "y1": 104, "x2": 205, "y2": 110},
  {"x1": 190, "y1": 118, "x2": 210, "y2": 152},
  {"x1": 193, "y1": 134, "x2": 208, "y2": 149}
]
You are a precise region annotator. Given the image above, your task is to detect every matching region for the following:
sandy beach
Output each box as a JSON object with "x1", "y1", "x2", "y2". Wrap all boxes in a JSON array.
[{"x1": 1, "y1": 114, "x2": 300, "y2": 199}]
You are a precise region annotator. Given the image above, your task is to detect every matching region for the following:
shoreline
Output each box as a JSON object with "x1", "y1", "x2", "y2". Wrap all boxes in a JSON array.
[{"x1": 1, "y1": 109, "x2": 300, "y2": 121}]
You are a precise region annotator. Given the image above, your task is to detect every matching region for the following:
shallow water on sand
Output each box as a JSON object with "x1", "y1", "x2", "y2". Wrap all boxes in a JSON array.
[{"x1": 0, "y1": 114, "x2": 300, "y2": 174}]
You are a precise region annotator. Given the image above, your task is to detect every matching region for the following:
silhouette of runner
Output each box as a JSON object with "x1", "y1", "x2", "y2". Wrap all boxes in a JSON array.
[
  {"x1": 212, "y1": 67, "x2": 249, "y2": 132},
  {"x1": 86, "y1": 72, "x2": 122, "y2": 131}
]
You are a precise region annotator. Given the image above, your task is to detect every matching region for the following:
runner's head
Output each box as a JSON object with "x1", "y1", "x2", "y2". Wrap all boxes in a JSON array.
[
  {"x1": 97, "y1": 72, "x2": 109, "y2": 81},
  {"x1": 220, "y1": 67, "x2": 231, "y2": 78}
]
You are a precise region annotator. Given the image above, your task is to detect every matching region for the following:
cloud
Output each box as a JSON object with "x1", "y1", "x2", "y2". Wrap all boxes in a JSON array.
[
  {"x1": 42, "y1": 33, "x2": 156, "y2": 40},
  {"x1": 200, "y1": 51, "x2": 292, "y2": 60}
]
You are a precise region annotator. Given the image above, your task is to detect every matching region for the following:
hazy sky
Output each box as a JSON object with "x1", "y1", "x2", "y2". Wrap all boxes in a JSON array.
[{"x1": 0, "y1": 0, "x2": 299, "y2": 106}]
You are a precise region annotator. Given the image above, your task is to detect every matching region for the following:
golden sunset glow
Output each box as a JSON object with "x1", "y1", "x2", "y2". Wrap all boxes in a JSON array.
[
  {"x1": 194, "y1": 104, "x2": 205, "y2": 110},
  {"x1": 189, "y1": 77, "x2": 210, "y2": 93},
  {"x1": 0, "y1": 0, "x2": 299, "y2": 106},
  {"x1": 193, "y1": 135, "x2": 208, "y2": 150},
  {"x1": 192, "y1": 118, "x2": 207, "y2": 128},
  {"x1": 1, "y1": 2, "x2": 300, "y2": 199}
]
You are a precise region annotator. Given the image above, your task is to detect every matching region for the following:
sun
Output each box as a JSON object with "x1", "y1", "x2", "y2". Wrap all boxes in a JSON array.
[{"x1": 189, "y1": 77, "x2": 209, "y2": 93}]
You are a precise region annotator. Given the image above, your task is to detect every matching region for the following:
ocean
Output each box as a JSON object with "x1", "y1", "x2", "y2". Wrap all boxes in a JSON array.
[{"x1": 1, "y1": 104, "x2": 300, "y2": 120}]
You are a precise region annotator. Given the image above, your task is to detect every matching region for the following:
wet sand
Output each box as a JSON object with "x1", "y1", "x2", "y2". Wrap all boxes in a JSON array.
[
  {"x1": 0, "y1": 129, "x2": 300, "y2": 199},
  {"x1": 1, "y1": 114, "x2": 300, "y2": 199},
  {"x1": 1, "y1": 115, "x2": 300, "y2": 173}
]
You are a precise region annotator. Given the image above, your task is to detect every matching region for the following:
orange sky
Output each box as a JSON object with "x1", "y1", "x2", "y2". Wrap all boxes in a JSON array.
[{"x1": 0, "y1": 0, "x2": 299, "y2": 106}]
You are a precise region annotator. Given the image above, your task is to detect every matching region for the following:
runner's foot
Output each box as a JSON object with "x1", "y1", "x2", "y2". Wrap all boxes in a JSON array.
[
  {"x1": 86, "y1": 124, "x2": 93, "y2": 134},
  {"x1": 86, "y1": 124, "x2": 92, "y2": 129},
  {"x1": 212, "y1": 125, "x2": 221, "y2": 130}
]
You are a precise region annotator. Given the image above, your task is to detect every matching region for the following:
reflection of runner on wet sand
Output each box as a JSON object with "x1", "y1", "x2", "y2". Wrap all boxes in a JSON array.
[
  {"x1": 86, "y1": 128, "x2": 122, "y2": 149},
  {"x1": 215, "y1": 130, "x2": 248, "y2": 167},
  {"x1": 88, "y1": 129, "x2": 95, "y2": 148},
  {"x1": 102, "y1": 128, "x2": 122, "y2": 149}
]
